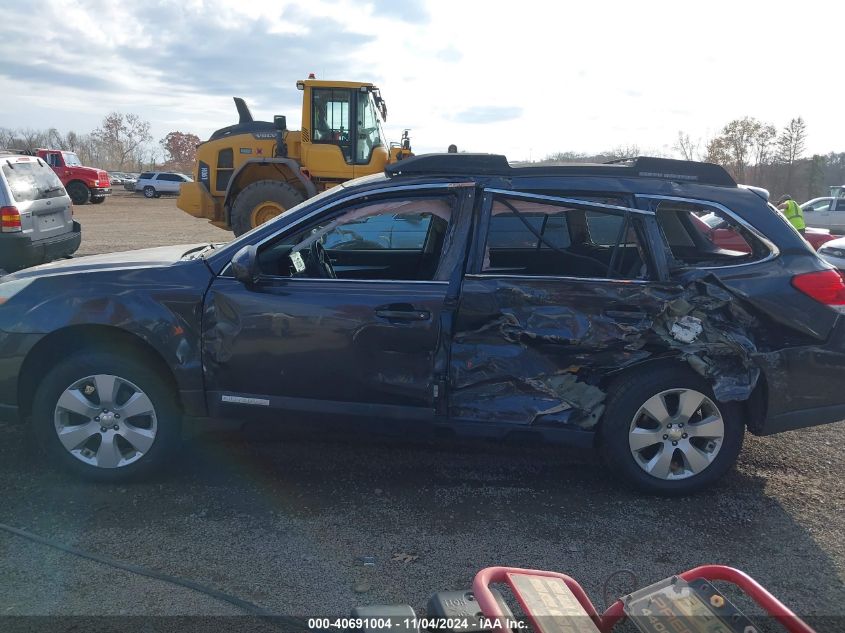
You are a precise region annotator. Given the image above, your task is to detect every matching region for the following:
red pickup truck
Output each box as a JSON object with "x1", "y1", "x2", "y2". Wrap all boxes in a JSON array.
[{"x1": 36, "y1": 149, "x2": 111, "y2": 205}]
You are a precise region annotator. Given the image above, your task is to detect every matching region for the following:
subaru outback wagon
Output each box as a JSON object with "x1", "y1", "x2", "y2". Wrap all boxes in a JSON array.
[{"x1": 1, "y1": 154, "x2": 843, "y2": 494}]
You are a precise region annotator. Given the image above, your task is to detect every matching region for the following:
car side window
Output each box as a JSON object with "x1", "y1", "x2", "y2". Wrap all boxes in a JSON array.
[
  {"x1": 481, "y1": 196, "x2": 646, "y2": 280},
  {"x1": 651, "y1": 200, "x2": 770, "y2": 267},
  {"x1": 256, "y1": 195, "x2": 454, "y2": 281}
]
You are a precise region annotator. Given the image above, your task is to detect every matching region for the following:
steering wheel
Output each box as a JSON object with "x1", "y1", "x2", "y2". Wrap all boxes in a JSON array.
[{"x1": 308, "y1": 240, "x2": 336, "y2": 279}]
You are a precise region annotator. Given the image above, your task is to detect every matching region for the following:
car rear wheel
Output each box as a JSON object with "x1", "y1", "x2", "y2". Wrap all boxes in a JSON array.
[
  {"x1": 599, "y1": 366, "x2": 744, "y2": 495},
  {"x1": 32, "y1": 350, "x2": 181, "y2": 481},
  {"x1": 230, "y1": 180, "x2": 306, "y2": 237},
  {"x1": 66, "y1": 181, "x2": 90, "y2": 205},
  {"x1": 143, "y1": 186, "x2": 156, "y2": 198},
  {"x1": 90, "y1": 196, "x2": 106, "y2": 205}
]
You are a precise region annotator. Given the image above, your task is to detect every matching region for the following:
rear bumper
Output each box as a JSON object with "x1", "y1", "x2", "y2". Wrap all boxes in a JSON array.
[
  {"x1": 91, "y1": 187, "x2": 111, "y2": 197},
  {"x1": 0, "y1": 221, "x2": 81, "y2": 271}
]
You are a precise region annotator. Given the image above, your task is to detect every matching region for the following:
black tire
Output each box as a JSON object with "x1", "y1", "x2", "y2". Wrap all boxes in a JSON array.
[
  {"x1": 599, "y1": 365, "x2": 744, "y2": 496},
  {"x1": 143, "y1": 186, "x2": 156, "y2": 199},
  {"x1": 90, "y1": 196, "x2": 106, "y2": 205},
  {"x1": 66, "y1": 181, "x2": 90, "y2": 205},
  {"x1": 230, "y1": 180, "x2": 306, "y2": 237},
  {"x1": 31, "y1": 350, "x2": 182, "y2": 482}
]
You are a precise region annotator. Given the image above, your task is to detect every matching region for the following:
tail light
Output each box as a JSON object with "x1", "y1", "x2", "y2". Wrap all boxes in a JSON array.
[
  {"x1": 791, "y1": 269, "x2": 845, "y2": 309},
  {"x1": 0, "y1": 206, "x2": 21, "y2": 232}
]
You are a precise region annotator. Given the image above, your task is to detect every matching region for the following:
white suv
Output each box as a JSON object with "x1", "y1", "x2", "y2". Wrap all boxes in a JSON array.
[
  {"x1": 134, "y1": 172, "x2": 193, "y2": 198},
  {"x1": 0, "y1": 152, "x2": 81, "y2": 271}
]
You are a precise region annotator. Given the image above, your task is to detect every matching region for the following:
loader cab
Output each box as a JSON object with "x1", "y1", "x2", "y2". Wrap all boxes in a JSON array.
[{"x1": 298, "y1": 79, "x2": 391, "y2": 179}]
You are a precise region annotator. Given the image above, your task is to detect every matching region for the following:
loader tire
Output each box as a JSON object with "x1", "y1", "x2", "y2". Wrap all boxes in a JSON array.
[{"x1": 230, "y1": 180, "x2": 306, "y2": 237}]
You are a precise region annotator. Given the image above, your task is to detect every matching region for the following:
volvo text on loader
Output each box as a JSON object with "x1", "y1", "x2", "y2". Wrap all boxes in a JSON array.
[{"x1": 177, "y1": 77, "x2": 412, "y2": 236}]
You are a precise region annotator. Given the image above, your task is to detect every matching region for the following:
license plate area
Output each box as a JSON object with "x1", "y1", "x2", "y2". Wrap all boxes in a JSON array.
[{"x1": 38, "y1": 211, "x2": 63, "y2": 230}]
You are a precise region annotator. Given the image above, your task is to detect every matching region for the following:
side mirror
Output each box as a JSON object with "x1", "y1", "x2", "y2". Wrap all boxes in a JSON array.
[{"x1": 231, "y1": 245, "x2": 260, "y2": 285}]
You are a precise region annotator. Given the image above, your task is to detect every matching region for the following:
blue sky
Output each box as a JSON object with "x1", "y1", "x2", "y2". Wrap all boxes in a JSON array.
[{"x1": 1, "y1": 0, "x2": 842, "y2": 160}]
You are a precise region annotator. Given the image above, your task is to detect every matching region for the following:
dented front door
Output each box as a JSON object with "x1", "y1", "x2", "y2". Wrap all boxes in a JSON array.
[{"x1": 449, "y1": 190, "x2": 668, "y2": 430}]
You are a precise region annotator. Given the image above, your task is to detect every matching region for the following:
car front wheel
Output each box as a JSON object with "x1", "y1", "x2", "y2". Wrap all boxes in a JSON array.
[
  {"x1": 32, "y1": 350, "x2": 181, "y2": 481},
  {"x1": 143, "y1": 186, "x2": 156, "y2": 199},
  {"x1": 599, "y1": 366, "x2": 744, "y2": 495}
]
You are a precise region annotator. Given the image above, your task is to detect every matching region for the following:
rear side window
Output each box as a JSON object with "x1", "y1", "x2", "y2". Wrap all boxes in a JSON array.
[
  {"x1": 651, "y1": 200, "x2": 771, "y2": 267},
  {"x1": 2, "y1": 160, "x2": 65, "y2": 202},
  {"x1": 481, "y1": 197, "x2": 646, "y2": 280},
  {"x1": 158, "y1": 173, "x2": 181, "y2": 182}
]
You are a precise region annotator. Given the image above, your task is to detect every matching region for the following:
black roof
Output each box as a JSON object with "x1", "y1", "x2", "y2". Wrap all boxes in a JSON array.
[{"x1": 385, "y1": 153, "x2": 737, "y2": 187}]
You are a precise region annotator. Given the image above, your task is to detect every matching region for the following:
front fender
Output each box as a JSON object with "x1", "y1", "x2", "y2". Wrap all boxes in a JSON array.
[{"x1": 0, "y1": 262, "x2": 212, "y2": 415}]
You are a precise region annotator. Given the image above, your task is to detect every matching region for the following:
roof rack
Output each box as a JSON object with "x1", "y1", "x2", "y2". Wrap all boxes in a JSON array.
[{"x1": 385, "y1": 153, "x2": 736, "y2": 187}]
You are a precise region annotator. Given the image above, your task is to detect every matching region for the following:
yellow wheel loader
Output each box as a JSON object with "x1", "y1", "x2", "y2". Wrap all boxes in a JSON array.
[{"x1": 177, "y1": 77, "x2": 412, "y2": 236}]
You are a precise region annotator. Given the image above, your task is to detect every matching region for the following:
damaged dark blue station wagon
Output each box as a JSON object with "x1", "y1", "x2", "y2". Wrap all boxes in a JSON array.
[{"x1": 2, "y1": 154, "x2": 844, "y2": 494}]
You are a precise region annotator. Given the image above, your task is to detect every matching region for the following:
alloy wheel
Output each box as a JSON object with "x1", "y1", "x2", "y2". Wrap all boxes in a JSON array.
[
  {"x1": 628, "y1": 388, "x2": 725, "y2": 480},
  {"x1": 53, "y1": 374, "x2": 158, "y2": 469}
]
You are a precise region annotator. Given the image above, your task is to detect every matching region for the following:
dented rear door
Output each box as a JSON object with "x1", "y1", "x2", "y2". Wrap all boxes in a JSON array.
[{"x1": 449, "y1": 189, "x2": 670, "y2": 430}]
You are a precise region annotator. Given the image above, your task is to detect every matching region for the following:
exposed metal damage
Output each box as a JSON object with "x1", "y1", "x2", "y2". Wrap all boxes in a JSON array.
[{"x1": 450, "y1": 272, "x2": 764, "y2": 429}]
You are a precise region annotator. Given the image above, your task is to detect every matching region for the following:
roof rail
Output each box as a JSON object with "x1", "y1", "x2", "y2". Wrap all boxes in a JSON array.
[
  {"x1": 628, "y1": 157, "x2": 735, "y2": 186},
  {"x1": 385, "y1": 153, "x2": 736, "y2": 187},
  {"x1": 386, "y1": 153, "x2": 510, "y2": 176}
]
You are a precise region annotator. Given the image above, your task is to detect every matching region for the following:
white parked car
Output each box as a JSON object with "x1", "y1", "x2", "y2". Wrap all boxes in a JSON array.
[
  {"x1": 134, "y1": 172, "x2": 193, "y2": 198},
  {"x1": 801, "y1": 186, "x2": 845, "y2": 232},
  {"x1": 817, "y1": 235, "x2": 845, "y2": 270}
]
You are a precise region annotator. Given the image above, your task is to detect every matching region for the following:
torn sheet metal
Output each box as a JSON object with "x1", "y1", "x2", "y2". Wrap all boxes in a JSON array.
[{"x1": 450, "y1": 272, "x2": 771, "y2": 429}]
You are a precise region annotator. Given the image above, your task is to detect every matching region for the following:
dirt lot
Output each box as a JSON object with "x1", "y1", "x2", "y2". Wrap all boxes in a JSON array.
[
  {"x1": 0, "y1": 192, "x2": 843, "y2": 630},
  {"x1": 74, "y1": 190, "x2": 231, "y2": 256}
]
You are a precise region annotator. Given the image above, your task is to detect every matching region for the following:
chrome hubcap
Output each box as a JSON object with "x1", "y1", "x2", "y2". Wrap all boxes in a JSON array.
[
  {"x1": 53, "y1": 374, "x2": 157, "y2": 469},
  {"x1": 628, "y1": 388, "x2": 725, "y2": 480}
]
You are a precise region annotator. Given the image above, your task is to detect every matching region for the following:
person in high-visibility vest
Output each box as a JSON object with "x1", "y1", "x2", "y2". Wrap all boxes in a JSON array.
[{"x1": 778, "y1": 194, "x2": 806, "y2": 234}]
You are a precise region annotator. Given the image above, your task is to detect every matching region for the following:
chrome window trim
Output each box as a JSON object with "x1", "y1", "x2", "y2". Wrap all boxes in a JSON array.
[
  {"x1": 257, "y1": 277, "x2": 448, "y2": 285},
  {"x1": 636, "y1": 194, "x2": 780, "y2": 269},
  {"x1": 466, "y1": 273, "x2": 653, "y2": 285},
  {"x1": 483, "y1": 188, "x2": 653, "y2": 215}
]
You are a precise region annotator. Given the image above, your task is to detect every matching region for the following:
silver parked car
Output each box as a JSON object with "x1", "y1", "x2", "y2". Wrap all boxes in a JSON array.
[
  {"x1": 0, "y1": 152, "x2": 81, "y2": 272},
  {"x1": 134, "y1": 172, "x2": 193, "y2": 198}
]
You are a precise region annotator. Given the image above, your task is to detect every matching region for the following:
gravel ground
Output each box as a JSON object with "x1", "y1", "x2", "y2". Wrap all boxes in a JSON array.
[
  {"x1": 73, "y1": 190, "x2": 231, "y2": 256},
  {"x1": 0, "y1": 193, "x2": 843, "y2": 631}
]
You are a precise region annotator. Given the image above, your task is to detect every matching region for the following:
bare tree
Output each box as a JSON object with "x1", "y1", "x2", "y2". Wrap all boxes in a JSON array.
[
  {"x1": 674, "y1": 131, "x2": 699, "y2": 161},
  {"x1": 92, "y1": 112, "x2": 153, "y2": 169},
  {"x1": 750, "y1": 123, "x2": 776, "y2": 181},
  {"x1": 776, "y1": 117, "x2": 807, "y2": 192}
]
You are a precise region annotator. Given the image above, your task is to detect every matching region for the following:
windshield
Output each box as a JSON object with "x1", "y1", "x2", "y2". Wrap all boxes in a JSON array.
[
  {"x1": 2, "y1": 160, "x2": 65, "y2": 202},
  {"x1": 62, "y1": 152, "x2": 82, "y2": 167}
]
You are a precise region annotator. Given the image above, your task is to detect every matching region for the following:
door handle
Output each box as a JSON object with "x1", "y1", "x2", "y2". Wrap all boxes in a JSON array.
[{"x1": 375, "y1": 308, "x2": 430, "y2": 321}]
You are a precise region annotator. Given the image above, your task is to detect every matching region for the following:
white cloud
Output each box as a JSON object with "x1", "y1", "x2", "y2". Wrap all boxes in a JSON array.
[{"x1": 0, "y1": 0, "x2": 842, "y2": 160}]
